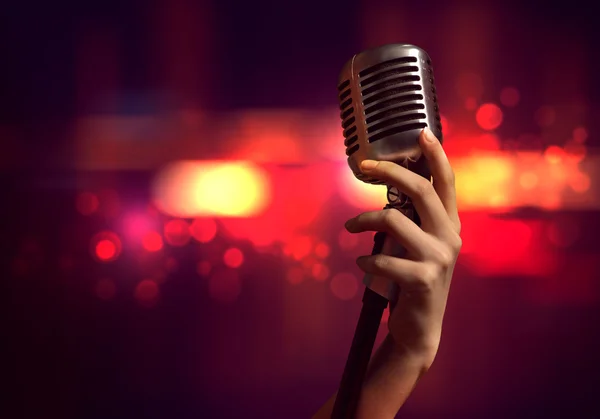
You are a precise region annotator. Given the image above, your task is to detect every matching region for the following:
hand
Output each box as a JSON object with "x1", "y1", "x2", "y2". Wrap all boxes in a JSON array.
[{"x1": 344, "y1": 127, "x2": 461, "y2": 366}]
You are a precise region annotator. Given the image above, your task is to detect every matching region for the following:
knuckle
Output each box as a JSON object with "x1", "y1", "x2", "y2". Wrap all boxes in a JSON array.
[
  {"x1": 432, "y1": 243, "x2": 455, "y2": 268},
  {"x1": 414, "y1": 178, "x2": 433, "y2": 198},
  {"x1": 449, "y1": 233, "x2": 462, "y2": 253},
  {"x1": 381, "y1": 209, "x2": 399, "y2": 227},
  {"x1": 372, "y1": 255, "x2": 390, "y2": 271},
  {"x1": 416, "y1": 264, "x2": 440, "y2": 288}
]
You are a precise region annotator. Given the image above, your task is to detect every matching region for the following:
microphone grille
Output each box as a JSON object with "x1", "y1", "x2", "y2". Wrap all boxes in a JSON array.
[{"x1": 338, "y1": 45, "x2": 443, "y2": 184}]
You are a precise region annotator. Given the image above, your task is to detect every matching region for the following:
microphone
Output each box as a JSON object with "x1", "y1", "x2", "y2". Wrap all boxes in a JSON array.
[{"x1": 331, "y1": 44, "x2": 443, "y2": 418}]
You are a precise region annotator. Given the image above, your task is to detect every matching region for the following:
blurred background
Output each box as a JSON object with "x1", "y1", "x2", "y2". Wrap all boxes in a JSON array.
[{"x1": 2, "y1": 0, "x2": 600, "y2": 418}]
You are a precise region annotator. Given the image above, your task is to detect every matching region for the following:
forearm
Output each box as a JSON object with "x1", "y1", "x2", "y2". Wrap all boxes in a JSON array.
[{"x1": 313, "y1": 334, "x2": 433, "y2": 419}]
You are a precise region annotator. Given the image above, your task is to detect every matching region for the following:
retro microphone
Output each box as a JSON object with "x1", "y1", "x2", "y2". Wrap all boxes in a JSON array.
[{"x1": 331, "y1": 44, "x2": 443, "y2": 418}]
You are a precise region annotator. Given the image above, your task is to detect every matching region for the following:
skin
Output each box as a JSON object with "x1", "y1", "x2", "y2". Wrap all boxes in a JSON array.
[{"x1": 313, "y1": 127, "x2": 462, "y2": 419}]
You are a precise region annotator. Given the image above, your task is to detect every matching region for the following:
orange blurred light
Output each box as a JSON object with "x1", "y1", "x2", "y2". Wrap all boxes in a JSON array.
[
  {"x1": 76, "y1": 192, "x2": 99, "y2": 215},
  {"x1": 544, "y1": 146, "x2": 564, "y2": 164},
  {"x1": 164, "y1": 219, "x2": 191, "y2": 246},
  {"x1": 223, "y1": 247, "x2": 244, "y2": 268},
  {"x1": 519, "y1": 172, "x2": 538, "y2": 190},
  {"x1": 91, "y1": 231, "x2": 122, "y2": 262},
  {"x1": 475, "y1": 103, "x2": 503, "y2": 131},
  {"x1": 339, "y1": 167, "x2": 387, "y2": 209},
  {"x1": 142, "y1": 231, "x2": 163, "y2": 252},
  {"x1": 569, "y1": 173, "x2": 591, "y2": 193},
  {"x1": 134, "y1": 279, "x2": 160, "y2": 307},
  {"x1": 152, "y1": 160, "x2": 271, "y2": 218},
  {"x1": 330, "y1": 273, "x2": 359, "y2": 300},
  {"x1": 190, "y1": 218, "x2": 218, "y2": 243}
]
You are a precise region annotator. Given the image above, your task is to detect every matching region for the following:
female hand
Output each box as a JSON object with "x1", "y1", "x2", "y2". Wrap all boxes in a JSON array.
[{"x1": 344, "y1": 127, "x2": 462, "y2": 365}]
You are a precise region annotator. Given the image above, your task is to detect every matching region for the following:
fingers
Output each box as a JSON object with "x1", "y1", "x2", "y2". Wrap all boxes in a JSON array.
[
  {"x1": 345, "y1": 209, "x2": 434, "y2": 259},
  {"x1": 359, "y1": 159, "x2": 449, "y2": 235},
  {"x1": 418, "y1": 128, "x2": 460, "y2": 233},
  {"x1": 356, "y1": 254, "x2": 440, "y2": 292}
]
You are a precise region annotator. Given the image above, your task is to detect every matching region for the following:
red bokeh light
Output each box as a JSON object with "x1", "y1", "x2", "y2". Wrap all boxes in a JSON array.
[
  {"x1": 190, "y1": 218, "x2": 218, "y2": 243},
  {"x1": 499, "y1": 87, "x2": 520, "y2": 107},
  {"x1": 208, "y1": 270, "x2": 242, "y2": 303},
  {"x1": 91, "y1": 231, "x2": 122, "y2": 263},
  {"x1": 223, "y1": 247, "x2": 244, "y2": 268},
  {"x1": 164, "y1": 219, "x2": 191, "y2": 246},
  {"x1": 440, "y1": 115, "x2": 449, "y2": 136},
  {"x1": 142, "y1": 231, "x2": 163, "y2": 252},
  {"x1": 330, "y1": 273, "x2": 359, "y2": 300},
  {"x1": 76, "y1": 192, "x2": 99, "y2": 215},
  {"x1": 134, "y1": 279, "x2": 160, "y2": 307},
  {"x1": 95, "y1": 278, "x2": 116, "y2": 300},
  {"x1": 544, "y1": 146, "x2": 564, "y2": 164},
  {"x1": 475, "y1": 103, "x2": 503, "y2": 131},
  {"x1": 311, "y1": 263, "x2": 330, "y2": 281},
  {"x1": 315, "y1": 242, "x2": 330, "y2": 259}
]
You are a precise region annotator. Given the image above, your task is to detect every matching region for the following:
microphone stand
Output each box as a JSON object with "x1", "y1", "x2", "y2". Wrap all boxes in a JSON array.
[
  {"x1": 331, "y1": 194, "x2": 419, "y2": 419},
  {"x1": 330, "y1": 228, "x2": 389, "y2": 419}
]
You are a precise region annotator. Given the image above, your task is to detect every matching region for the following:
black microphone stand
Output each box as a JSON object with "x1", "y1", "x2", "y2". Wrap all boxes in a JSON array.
[
  {"x1": 330, "y1": 228, "x2": 389, "y2": 419},
  {"x1": 331, "y1": 191, "x2": 420, "y2": 419}
]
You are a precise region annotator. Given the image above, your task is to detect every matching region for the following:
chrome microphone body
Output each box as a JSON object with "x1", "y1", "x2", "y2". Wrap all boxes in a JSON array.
[{"x1": 331, "y1": 44, "x2": 443, "y2": 419}]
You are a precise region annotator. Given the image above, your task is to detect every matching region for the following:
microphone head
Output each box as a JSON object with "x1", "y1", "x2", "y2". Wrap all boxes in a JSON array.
[{"x1": 337, "y1": 44, "x2": 443, "y2": 184}]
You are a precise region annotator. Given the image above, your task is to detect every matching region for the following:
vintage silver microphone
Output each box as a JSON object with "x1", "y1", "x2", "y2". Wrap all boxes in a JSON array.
[{"x1": 331, "y1": 44, "x2": 443, "y2": 418}]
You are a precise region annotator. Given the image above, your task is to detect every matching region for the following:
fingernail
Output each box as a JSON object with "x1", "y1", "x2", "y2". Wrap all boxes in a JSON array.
[
  {"x1": 360, "y1": 160, "x2": 378, "y2": 171},
  {"x1": 423, "y1": 127, "x2": 436, "y2": 142}
]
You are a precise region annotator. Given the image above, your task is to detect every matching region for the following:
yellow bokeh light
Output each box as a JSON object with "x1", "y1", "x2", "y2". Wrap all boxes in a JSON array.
[
  {"x1": 338, "y1": 167, "x2": 388, "y2": 209},
  {"x1": 152, "y1": 160, "x2": 271, "y2": 217}
]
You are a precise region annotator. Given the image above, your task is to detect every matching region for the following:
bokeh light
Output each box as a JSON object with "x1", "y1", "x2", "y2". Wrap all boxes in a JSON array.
[
  {"x1": 142, "y1": 231, "x2": 163, "y2": 252},
  {"x1": 152, "y1": 160, "x2": 272, "y2": 218},
  {"x1": 90, "y1": 231, "x2": 122, "y2": 263},
  {"x1": 190, "y1": 218, "x2": 218, "y2": 243},
  {"x1": 330, "y1": 273, "x2": 359, "y2": 300},
  {"x1": 223, "y1": 247, "x2": 244, "y2": 268},
  {"x1": 134, "y1": 279, "x2": 160, "y2": 307},
  {"x1": 164, "y1": 219, "x2": 191, "y2": 246},
  {"x1": 76, "y1": 192, "x2": 99, "y2": 215},
  {"x1": 475, "y1": 103, "x2": 503, "y2": 131}
]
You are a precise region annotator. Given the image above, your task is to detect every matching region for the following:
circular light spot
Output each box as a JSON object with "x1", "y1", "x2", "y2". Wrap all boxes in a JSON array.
[
  {"x1": 288, "y1": 236, "x2": 312, "y2": 261},
  {"x1": 223, "y1": 247, "x2": 244, "y2": 268},
  {"x1": 286, "y1": 267, "x2": 305, "y2": 284},
  {"x1": 519, "y1": 173, "x2": 538, "y2": 190},
  {"x1": 142, "y1": 231, "x2": 163, "y2": 252},
  {"x1": 134, "y1": 280, "x2": 160, "y2": 307},
  {"x1": 535, "y1": 106, "x2": 556, "y2": 127},
  {"x1": 475, "y1": 103, "x2": 503, "y2": 131},
  {"x1": 95, "y1": 278, "x2": 116, "y2": 300},
  {"x1": 197, "y1": 261, "x2": 212, "y2": 276},
  {"x1": 91, "y1": 231, "x2": 122, "y2": 263},
  {"x1": 499, "y1": 87, "x2": 520, "y2": 107},
  {"x1": 164, "y1": 219, "x2": 191, "y2": 246},
  {"x1": 315, "y1": 242, "x2": 330, "y2": 259},
  {"x1": 76, "y1": 192, "x2": 99, "y2": 215},
  {"x1": 311, "y1": 263, "x2": 330, "y2": 281},
  {"x1": 190, "y1": 218, "x2": 218, "y2": 243},
  {"x1": 208, "y1": 270, "x2": 242, "y2": 303},
  {"x1": 330, "y1": 273, "x2": 359, "y2": 300}
]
